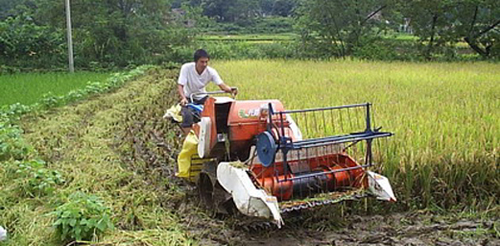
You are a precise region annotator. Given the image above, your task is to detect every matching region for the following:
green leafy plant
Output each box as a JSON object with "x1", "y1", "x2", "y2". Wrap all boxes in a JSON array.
[
  {"x1": 12, "y1": 159, "x2": 65, "y2": 196},
  {"x1": 1, "y1": 103, "x2": 32, "y2": 120},
  {"x1": 41, "y1": 92, "x2": 62, "y2": 108},
  {"x1": 85, "y1": 81, "x2": 107, "y2": 94},
  {"x1": 52, "y1": 192, "x2": 113, "y2": 242},
  {"x1": 0, "y1": 122, "x2": 31, "y2": 161},
  {"x1": 65, "y1": 89, "x2": 87, "y2": 103}
]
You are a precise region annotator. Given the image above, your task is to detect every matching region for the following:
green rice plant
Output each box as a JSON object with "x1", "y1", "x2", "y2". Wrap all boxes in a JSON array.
[{"x1": 0, "y1": 72, "x2": 110, "y2": 106}]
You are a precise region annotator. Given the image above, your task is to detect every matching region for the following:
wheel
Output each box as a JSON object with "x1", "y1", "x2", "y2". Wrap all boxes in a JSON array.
[
  {"x1": 197, "y1": 161, "x2": 237, "y2": 215},
  {"x1": 198, "y1": 171, "x2": 215, "y2": 211}
]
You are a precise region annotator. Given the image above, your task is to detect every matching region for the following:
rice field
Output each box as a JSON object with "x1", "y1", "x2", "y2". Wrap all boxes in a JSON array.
[
  {"x1": 2, "y1": 64, "x2": 498, "y2": 245},
  {"x1": 0, "y1": 72, "x2": 110, "y2": 106},
  {"x1": 210, "y1": 60, "x2": 500, "y2": 208}
]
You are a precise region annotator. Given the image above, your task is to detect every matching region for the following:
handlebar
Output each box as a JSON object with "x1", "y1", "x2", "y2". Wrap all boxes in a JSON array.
[{"x1": 189, "y1": 87, "x2": 238, "y2": 102}]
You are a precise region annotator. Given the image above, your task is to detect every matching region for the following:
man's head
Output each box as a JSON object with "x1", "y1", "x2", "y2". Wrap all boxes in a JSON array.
[{"x1": 194, "y1": 49, "x2": 209, "y2": 73}]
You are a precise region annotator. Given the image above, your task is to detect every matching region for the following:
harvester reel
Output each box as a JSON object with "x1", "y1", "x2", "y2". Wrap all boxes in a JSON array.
[{"x1": 256, "y1": 131, "x2": 277, "y2": 167}]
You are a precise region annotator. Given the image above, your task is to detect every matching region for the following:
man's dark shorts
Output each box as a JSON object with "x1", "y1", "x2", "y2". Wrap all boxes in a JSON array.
[{"x1": 180, "y1": 96, "x2": 208, "y2": 128}]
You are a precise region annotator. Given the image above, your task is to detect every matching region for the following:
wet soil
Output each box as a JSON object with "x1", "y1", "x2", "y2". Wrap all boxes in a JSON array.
[
  {"x1": 168, "y1": 181, "x2": 499, "y2": 246},
  {"x1": 240, "y1": 213, "x2": 499, "y2": 246}
]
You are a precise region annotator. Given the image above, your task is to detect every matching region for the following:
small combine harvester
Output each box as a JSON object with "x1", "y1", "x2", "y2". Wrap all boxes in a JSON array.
[{"x1": 176, "y1": 91, "x2": 396, "y2": 228}]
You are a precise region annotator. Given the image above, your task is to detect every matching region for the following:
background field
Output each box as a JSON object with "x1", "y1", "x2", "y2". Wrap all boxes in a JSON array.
[
  {"x1": 210, "y1": 60, "x2": 500, "y2": 208},
  {"x1": 1, "y1": 62, "x2": 498, "y2": 245},
  {"x1": 0, "y1": 72, "x2": 110, "y2": 106},
  {"x1": 2, "y1": 0, "x2": 499, "y2": 243}
]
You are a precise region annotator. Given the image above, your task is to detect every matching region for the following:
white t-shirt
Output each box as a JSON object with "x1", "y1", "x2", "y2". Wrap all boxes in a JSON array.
[{"x1": 178, "y1": 62, "x2": 224, "y2": 100}]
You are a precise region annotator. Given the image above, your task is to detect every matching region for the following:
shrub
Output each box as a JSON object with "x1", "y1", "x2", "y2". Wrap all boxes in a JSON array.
[
  {"x1": 52, "y1": 192, "x2": 113, "y2": 242},
  {"x1": 1, "y1": 103, "x2": 32, "y2": 122},
  {"x1": 352, "y1": 39, "x2": 399, "y2": 61},
  {"x1": 41, "y1": 92, "x2": 63, "y2": 109},
  {"x1": 0, "y1": 122, "x2": 31, "y2": 161},
  {"x1": 0, "y1": 14, "x2": 65, "y2": 69},
  {"x1": 10, "y1": 159, "x2": 65, "y2": 197}
]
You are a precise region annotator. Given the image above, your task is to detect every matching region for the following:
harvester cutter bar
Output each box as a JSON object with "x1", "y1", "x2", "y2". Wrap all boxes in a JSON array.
[{"x1": 280, "y1": 189, "x2": 368, "y2": 213}]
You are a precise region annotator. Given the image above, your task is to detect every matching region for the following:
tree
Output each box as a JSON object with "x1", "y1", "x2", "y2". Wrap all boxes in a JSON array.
[
  {"x1": 295, "y1": 0, "x2": 392, "y2": 57},
  {"x1": 200, "y1": 0, "x2": 260, "y2": 22},
  {"x1": 400, "y1": 0, "x2": 499, "y2": 59},
  {"x1": 259, "y1": 0, "x2": 275, "y2": 16},
  {"x1": 455, "y1": 0, "x2": 499, "y2": 58},
  {"x1": 0, "y1": 0, "x2": 21, "y2": 19},
  {"x1": 0, "y1": 0, "x2": 193, "y2": 68},
  {"x1": 272, "y1": 0, "x2": 295, "y2": 17},
  {"x1": 399, "y1": 0, "x2": 453, "y2": 60},
  {"x1": 32, "y1": 0, "x2": 191, "y2": 67},
  {"x1": 200, "y1": 0, "x2": 230, "y2": 21}
]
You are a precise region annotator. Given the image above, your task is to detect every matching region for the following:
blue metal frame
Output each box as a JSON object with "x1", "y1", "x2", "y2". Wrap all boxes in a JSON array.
[{"x1": 267, "y1": 102, "x2": 393, "y2": 182}]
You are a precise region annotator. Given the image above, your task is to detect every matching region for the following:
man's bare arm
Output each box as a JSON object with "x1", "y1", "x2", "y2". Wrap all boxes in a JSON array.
[
  {"x1": 218, "y1": 83, "x2": 238, "y2": 96},
  {"x1": 178, "y1": 84, "x2": 188, "y2": 105}
]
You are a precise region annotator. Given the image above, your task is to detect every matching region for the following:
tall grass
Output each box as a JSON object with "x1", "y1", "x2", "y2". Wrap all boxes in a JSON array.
[
  {"x1": 0, "y1": 72, "x2": 109, "y2": 105},
  {"x1": 210, "y1": 60, "x2": 500, "y2": 209}
]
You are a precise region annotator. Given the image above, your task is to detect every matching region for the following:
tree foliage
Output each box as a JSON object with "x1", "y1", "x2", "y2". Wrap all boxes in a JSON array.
[
  {"x1": 400, "y1": 0, "x2": 499, "y2": 59},
  {"x1": 0, "y1": 0, "x2": 193, "y2": 69},
  {"x1": 183, "y1": 0, "x2": 296, "y2": 22},
  {"x1": 0, "y1": 0, "x2": 498, "y2": 69},
  {"x1": 295, "y1": 0, "x2": 394, "y2": 58},
  {"x1": 0, "y1": 13, "x2": 65, "y2": 69},
  {"x1": 296, "y1": 0, "x2": 499, "y2": 59}
]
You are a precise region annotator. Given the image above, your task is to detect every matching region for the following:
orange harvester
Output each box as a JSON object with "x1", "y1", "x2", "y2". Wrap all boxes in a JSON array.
[{"x1": 192, "y1": 96, "x2": 393, "y2": 205}]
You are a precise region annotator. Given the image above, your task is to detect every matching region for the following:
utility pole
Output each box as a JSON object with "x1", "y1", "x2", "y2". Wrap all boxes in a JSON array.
[{"x1": 65, "y1": 0, "x2": 74, "y2": 73}]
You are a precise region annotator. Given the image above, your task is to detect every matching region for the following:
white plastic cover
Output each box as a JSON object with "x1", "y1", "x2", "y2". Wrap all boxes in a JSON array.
[
  {"x1": 0, "y1": 226, "x2": 6, "y2": 241},
  {"x1": 367, "y1": 171, "x2": 397, "y2": 202},
  {"x1": 217, "y1": 162, "x2": 284, "y2": 228},
  {"x1": 197, "y1": 117, "x2": 211, "y2": 158}
]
